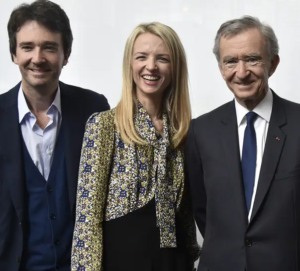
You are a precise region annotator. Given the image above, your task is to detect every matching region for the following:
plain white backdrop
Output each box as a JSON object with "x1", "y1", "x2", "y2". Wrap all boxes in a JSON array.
[
  {"x1": 1, "y1": 0, "x2": 300, "y2": 118},
  {"x1": 1, "y1": 0, "x2": 300, "y2": 249}
]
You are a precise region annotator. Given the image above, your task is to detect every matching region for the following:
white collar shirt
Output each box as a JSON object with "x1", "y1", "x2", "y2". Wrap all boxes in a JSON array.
[{"x1": 18, "y1": 85, "x2": 62, "y2": 181}]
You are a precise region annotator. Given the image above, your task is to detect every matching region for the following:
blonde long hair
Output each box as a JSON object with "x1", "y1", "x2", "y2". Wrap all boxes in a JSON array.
[{"x1": 115, "y1": 22, "x2": 191, "y2": 148}]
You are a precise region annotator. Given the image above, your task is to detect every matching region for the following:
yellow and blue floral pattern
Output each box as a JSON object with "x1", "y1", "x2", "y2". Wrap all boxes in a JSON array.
[{"x1": 71, "y1": 105, "x2": 200, "y2": 271}]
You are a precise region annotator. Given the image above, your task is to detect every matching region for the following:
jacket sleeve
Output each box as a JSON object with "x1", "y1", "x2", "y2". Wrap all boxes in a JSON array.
[
  {"x1": 177, "y1": 175, "x2": 201, "y2": 269},
  {"x1": 184, "y1": 119, "x2": 207, "y2": 236},
  {"x1": 71, "y1": 110, "x2": 115, "y2": 271}
]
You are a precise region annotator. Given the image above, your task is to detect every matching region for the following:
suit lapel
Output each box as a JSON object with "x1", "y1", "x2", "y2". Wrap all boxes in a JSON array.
[
  {"x1": 60, "y1": 83, "x2": 86, "y2": 211},
  {"x1": 250, "y1": 92, "x2": 286, "y2": 222},
  {"x1": 220, "y1": 101, "x2": 248, "y2": 226},
  {"x1": 0, "y1": 84, "x2": 25, "y2": 222}
]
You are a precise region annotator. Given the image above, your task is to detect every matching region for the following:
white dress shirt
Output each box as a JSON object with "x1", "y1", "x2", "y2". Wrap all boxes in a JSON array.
[
  {"x1": 18, "y1": 86, "x2": 62, "y2": 181},
  {"x1": 235, "y1": 89, "x2": 273, "y2": 220}
]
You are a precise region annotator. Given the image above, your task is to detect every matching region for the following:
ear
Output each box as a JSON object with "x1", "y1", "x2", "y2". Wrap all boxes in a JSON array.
[
  {"x1": 63, "y1": 58, "x2": 68, "y2": 66},
  {"x1": 219, "y1": 63, "x2": 226, "y2": 80},
  {"x1": 63, "y1": 49, "x2": 71, "y2": 66},
  {"x1": 13, "y1": 54, "x2": 18, "y2": 65},
  {"x1": 268, "y1": 55, "x2": 280, "y2": 77}
]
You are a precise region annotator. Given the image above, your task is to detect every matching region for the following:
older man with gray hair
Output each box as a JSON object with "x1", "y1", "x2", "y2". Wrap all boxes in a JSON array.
[{"x1": 185, "y1": 15, "x2": 300, "y2": 271}]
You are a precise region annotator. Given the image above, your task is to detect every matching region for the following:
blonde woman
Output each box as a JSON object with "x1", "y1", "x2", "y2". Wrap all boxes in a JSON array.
[{"x1": 71, "y1": 22, "x2": 200, "y2": 271}]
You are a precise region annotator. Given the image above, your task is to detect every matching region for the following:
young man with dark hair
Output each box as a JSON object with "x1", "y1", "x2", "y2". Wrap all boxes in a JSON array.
[{"x1": 0, "y1": 1, "x2": 109, "y2": 270}]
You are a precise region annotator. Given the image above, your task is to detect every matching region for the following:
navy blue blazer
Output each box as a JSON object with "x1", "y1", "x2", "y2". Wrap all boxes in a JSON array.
[
  {"x1": 0, "y1": 82, "x2": 110, "y2": 271},
  {"x1": 185, "y1": 91, "x2": 300, "y2": 271}
]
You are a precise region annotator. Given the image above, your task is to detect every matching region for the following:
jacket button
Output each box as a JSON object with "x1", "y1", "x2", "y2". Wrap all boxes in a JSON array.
[
  {"x1": 46, "y1": 186, "x2": 52, "y2": 192},
  {"x1": 56, "y1": 265, "x2": 61, "y2": 269},
  {"x1": 50, "y1": 214, "x2": 56, "y2": 220},
  {"x1": 245, "y1": 239, "x2": 252, "y2": 247},
  {"x1": 17, "y1": 256, "x2": 21, "y2": 263},
  {"x1": 55, "y1": 240, "x2": 60, "y2": 245}
]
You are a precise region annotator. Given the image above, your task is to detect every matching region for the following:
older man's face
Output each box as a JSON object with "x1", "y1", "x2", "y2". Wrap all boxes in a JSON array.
[{"x1": 218, "y1": 28, "x2": 279, "y2": 109}]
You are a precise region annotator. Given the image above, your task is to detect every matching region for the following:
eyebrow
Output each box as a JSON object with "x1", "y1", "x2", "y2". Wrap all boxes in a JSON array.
[
  {"x1": 133, "y1": 52, "x2": 147, "y2": 56},
  {"x1": 18, "y1": 41, "x2": 59, "y2": 47},
  {"x1": 157, "y1": 54, "x2": 170, "y2": 58},
  {"x1": 43, "y1": 41, "x2": 59, "y2": 47},
  {"x1": 222, "y1": 54, "x2": 262, "y2": 62},
  {"x1": 133, "y1": 52, "x2": 170, "y2": 57},
  {"x1": 19, "y1": 42, "x2": 33, "y2": 47}
]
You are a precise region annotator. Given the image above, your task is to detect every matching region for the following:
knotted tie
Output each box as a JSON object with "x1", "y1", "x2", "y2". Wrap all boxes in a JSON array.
[{"x1": 242, "y1": 111, "x2": 257, "y2": 213}]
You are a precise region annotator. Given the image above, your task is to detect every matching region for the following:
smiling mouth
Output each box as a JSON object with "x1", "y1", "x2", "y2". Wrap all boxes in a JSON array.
[
  {"x1": 236, "y1": 81, "x2": 254, "y2": 85},
  {"x1": 142, "y1": 75, "x2": 160, "y2": 81},
  {"x1": 235, "y1": 82, "x2": 255, "y2": 88},
  {"x1": 28, "y1": 68, "x2": 51, "y2": 73},
  {"x1": 31, "y1": 70, "x2": 49, "y2": 72}
]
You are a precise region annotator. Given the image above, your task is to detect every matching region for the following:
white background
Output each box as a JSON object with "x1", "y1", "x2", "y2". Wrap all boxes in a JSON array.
[{"x1": 1, "y1": 0, "x2": 300, "y2": 249}]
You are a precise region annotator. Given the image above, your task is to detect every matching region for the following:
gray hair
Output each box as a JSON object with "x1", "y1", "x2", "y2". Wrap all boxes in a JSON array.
[{"x1": 213, "y1": 15, "x2": 279, "y2": 63}]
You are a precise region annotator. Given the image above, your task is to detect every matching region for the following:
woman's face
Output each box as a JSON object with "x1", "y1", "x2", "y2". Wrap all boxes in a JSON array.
[{"x1": 131, "y1": 33, "x2": 171, "y2": 100}]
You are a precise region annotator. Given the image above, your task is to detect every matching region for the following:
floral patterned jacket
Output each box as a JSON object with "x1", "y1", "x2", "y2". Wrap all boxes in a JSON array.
[{"x1": 71, "y1": 108, "x2": 200, "y2": 271}]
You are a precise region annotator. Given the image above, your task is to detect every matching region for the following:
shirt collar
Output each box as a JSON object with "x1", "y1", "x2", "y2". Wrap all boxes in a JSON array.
[
  {"x1": 235, "y1": 88, "x2": 273, "y2": 127},
  {"x1": 18, "y1": 85, "x2": 62, "y2": 124}
]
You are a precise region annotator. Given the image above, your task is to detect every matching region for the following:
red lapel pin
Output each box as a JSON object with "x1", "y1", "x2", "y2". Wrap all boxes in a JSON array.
[{"x1": 276, "y1": 137, "x2": 280, "y2": 141}]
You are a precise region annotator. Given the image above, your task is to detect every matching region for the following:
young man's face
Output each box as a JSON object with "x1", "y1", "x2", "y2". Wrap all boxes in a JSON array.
[{"x1": 13, "y1": 20, "x2": 68, "y2": 94}]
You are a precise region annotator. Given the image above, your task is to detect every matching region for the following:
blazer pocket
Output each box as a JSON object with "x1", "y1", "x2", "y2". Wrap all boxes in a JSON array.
[{"x1": 274, "y1": 167, "x2": 300, "y2": 181}]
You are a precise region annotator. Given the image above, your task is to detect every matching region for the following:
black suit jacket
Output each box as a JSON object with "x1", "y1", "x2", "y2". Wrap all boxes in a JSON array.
[
  {"x1": 185, "y1": 92, "x2": 300, "y2": 271},
  {"x1": 0, "y1": 82, "x2": 109, "y2": 271}
]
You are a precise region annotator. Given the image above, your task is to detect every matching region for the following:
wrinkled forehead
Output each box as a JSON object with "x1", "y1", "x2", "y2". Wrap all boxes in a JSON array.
[{"x1": 219, "y1": 28, "x2": 267, "y2": 58}]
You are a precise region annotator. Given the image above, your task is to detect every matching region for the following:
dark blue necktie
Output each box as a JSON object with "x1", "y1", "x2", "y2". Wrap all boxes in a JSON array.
[{"x1": 242, "y1": 111, "x2": 257, "y2": 213}]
